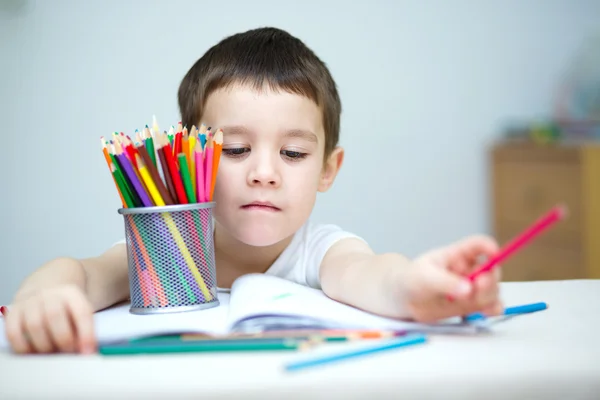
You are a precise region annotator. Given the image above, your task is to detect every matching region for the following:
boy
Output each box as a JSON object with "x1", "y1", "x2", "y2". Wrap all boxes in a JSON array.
[{"x1": 4, "y1": 27, "x2": 502, "y2": 354}]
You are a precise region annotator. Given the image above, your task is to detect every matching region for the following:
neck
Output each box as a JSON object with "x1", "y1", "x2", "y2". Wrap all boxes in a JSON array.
[{"x1": 213, "y1": 221, "x2": 293, "y2": 288}]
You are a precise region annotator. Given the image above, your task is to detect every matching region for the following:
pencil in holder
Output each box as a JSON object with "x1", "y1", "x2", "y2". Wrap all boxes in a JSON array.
[{"x1": 118, "y1": 202, "x2": 219, "y2": 314}]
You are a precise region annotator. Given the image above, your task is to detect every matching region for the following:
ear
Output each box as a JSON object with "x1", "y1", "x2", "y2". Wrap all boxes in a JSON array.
[{"x1": 318, "y1": 146, "x2": 344, "y2": 192}]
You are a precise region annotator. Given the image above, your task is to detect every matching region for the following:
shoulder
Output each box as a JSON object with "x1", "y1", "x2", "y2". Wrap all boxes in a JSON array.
[
  {"x1": 289, "y1": 220, "x2": 370, "y2": 288},
  {"x1": 297, "y1": 220, "x2": 366, "y2": 250}
]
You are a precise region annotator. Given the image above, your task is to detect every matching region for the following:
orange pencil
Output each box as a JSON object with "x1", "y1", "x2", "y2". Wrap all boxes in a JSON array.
[
  {"x1": 101, "y1": 137, "x2": 127, "y2": 207},
  {"x1": 182, "y1": 127, "x2": 191, "y2": 174},
  {"x1": 210, "y1": 128, "x2": 223, "y2": 201}
]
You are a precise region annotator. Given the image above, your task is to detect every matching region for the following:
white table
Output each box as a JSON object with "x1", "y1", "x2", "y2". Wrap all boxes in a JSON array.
[{"x1": 1, "y1": 279, "x2": 599, "y2": 400}]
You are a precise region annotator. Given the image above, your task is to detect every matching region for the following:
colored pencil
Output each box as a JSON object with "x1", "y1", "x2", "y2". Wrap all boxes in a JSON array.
[
  {"x1": 189, "y1": 125, "x2": 197, "y2": 195},
  {"x1": 468, "y1": 205, "x2": 567, "y2": 281},
  {"x1": 113, "y1": 139, "x2": 152, "y2": 207},
  {"x1": 99, "y1": 338, "x2": 301, "y2": 356},
  {"x1": 182, "y1": 127, "x2": 191, "y2": 172},
  {"x1": 135, "y1": 142, "x2": 174, "y2": 205},
  {"x1": 210, "y1": 128, "x2": 223, "y2": 201},
  {"x1": 199, "y1": 123, "x2": 207, "y2": 149},
  {"x1": 204, "y1": 135, "x2": 214, "y2": 203},
  {"x1": 101, "y1": 118, "x2": 223, "y2": 209},
  {"x1": 194, "y1": 140, "x2": 205, "y2": 203},
  {"x1": 178, "y1": 153, "x2": 197, "y2": 203},
  {"x1": 110, "y1": 143, "x2": 142, "y2": 207},
  {"x1": 156, "y1": 140, "x2": 178, "y2": 204},
  {"x1": 174, "y1": 122, "x2": 183, "y2": 156},
  {"x1": 111, "y1": 161, "x2": 134, "y2": 208},
  {"x1": 120, "y1": 132, "x2": 139, "y2": 168},
  {"x1": 168, "y1": 125, "x2": 175, "y2": 148},
  {"x1": 136, "y1": 154, "x2": 164, "y2": 206},
  {"x1": 464, "y1": 301, "x2": 548, "y2": 322},
  {"x1": 144, "y1": 125, "x2": 157, "y2": 168},
  {"x1": 284, "y1": 334, "x2": 427, "y2": 372},
  {"x1": 159, "y1": 133, "x2": 188, "y2": 204},
  {"x1": 101, "y1": 137, "x2": 128, "y2": 208}
]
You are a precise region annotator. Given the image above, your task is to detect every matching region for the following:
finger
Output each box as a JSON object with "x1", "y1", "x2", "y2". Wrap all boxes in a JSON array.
[
  {"x1": 411, "y1": 295, "x2": 477, "y2": 323},
  {"x1": 424, "y1": 266, "x2": 473, "y2": 300},
  {"x1": 451, "y1": 235, "x2": 500, "y2": 274},
  {"x1": 64, "y1": 293, "x2": 96, "y2": 354},
  {"x1": 481, "y1": 300, "x2": 504, "y2": 317},
  {"x1": 407, "y1": 269, "x2": 475, "y2": 322},
  {"x1": 24, "y1": 307, "x2": 55, "y2": 353},
  {"x1": 5, "y1": 308, "x2": 32, "y2": 354},
  {"x1": 43, "y1": 300, "x2": 76, "y2": 353},
  {"x1": 494, "y1": 266, "x2": 502, "y2": 282},
  {"x1": 473, "y1": 272, "x2": 500, "y2": 308}
]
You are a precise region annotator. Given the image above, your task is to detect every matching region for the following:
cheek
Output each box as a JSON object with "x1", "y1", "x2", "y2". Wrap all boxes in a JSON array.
[
  {"x1": 286, "y1": 163, "x2": 322, "y2": 191},
  {"x1": 213, "y1": 166, "x2": 239, "y2": 198}
]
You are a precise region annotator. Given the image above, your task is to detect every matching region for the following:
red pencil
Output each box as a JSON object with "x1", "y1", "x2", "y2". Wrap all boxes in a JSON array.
[
  {"x1": 160, "y1": 132, "x2": 188, "y2": 204},
  {"x1": 0, "y1": 306, "x2": 8, "y2": 317},
  {"x1": 468, "y1": 205, "x2": 568, "y2": 281}
]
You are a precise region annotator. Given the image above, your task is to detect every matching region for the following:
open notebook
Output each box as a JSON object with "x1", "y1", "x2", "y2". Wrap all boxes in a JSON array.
[{"x1": 0, "y1": 274, "x2": 485, "y2": 348}]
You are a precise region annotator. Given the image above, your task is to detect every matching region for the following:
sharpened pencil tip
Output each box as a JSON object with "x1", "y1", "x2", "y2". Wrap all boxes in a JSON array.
[{"x1": 557, "y1": 204, "x2": 569, "y2": 219}]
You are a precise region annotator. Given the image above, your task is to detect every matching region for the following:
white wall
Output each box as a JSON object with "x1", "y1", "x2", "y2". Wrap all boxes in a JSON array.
[{"x1": 1, "y1": 0, "x2": 599, "y2": 303}]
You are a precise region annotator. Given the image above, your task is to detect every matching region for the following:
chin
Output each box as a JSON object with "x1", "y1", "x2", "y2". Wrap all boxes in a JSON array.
[{"x1": 235, "y1": 224, "x2": 289, "y2": 247}]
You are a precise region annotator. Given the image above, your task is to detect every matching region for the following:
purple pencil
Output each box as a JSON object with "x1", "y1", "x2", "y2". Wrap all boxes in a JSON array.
[{"x1": 114, "y1": 143, "x2": 153, "y2": 207}]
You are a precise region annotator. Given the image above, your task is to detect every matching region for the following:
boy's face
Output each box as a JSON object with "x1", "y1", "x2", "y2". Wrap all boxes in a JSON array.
[{"x1": 203, "y1": 83, "x2": 342, "y2": 247}]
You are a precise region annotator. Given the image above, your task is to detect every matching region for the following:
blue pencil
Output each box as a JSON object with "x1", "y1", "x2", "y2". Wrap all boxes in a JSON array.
[
  {"x1": 464, "y1": 301, "x2": 548, "y2": 322},
  {"x1": 284, "y1": 334, "x2": 427, "y2": 372}
]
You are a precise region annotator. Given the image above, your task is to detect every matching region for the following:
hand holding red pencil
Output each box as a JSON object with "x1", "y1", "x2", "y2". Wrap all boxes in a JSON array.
[
  {"x1": 398, "y1": 235, "x2": 504, "y2": 322},
  {"x1": 397, "y1": 205, "x2": 567, "y2": 322}
]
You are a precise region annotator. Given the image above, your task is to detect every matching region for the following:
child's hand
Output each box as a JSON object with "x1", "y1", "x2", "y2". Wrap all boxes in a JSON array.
[
  {"x1": 400, "y1": 235, "x2": 503, "y2": 323},
  {"x1": 4, "y1": 285, "x2": 95, "y2": 354}
]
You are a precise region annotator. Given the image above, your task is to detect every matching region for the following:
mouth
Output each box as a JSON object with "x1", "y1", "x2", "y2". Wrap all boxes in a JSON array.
[{"x1": 241, "y1": 201, "x2": 281, "y2": 212}]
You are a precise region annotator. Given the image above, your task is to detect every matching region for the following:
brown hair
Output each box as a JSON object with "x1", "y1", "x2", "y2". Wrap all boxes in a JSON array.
[{"x1": 178, "y1": 27, "x2": 341, "y2": 160}]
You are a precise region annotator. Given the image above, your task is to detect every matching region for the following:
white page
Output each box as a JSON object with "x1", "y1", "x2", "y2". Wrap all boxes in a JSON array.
[
  {"x1": 95, "y1": 293, "x2": 231, "y2": 343},
  {"x1": 0, "y1": 292, "x2": 231, "y2": 349},
  {"x1": 227, "y1": 274, "x2": 483, "y2": 334}
]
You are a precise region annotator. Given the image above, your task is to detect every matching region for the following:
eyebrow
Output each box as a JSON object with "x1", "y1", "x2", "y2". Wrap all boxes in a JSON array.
[
  {"x1": 221, "y1": 126, "x2": 318, "y2": 143},
  {"x1": 221, "y1": 125, "x2": 252, "y2": 136},
  {"x1": 284, "y1": 129, "x2": 318, "y2": 143}
]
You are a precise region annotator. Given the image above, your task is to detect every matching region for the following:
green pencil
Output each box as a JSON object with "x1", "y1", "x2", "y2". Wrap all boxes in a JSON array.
[
  {"x1": 177, "y1": 153, "x2": 197, "y2": 203},
  {"x1": 98, "y1": 338, "x2": 301, "y2": 356}
]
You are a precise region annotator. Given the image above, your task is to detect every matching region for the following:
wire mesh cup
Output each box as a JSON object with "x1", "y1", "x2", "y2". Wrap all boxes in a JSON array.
[{"x1": 118, "y1": 202, "x2": 219, "y2": 314}]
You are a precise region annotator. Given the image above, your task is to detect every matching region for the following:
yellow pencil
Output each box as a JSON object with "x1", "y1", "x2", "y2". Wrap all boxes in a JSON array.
[{"x1": 135, "y1": 153, "x2": 165, "y2": 206}]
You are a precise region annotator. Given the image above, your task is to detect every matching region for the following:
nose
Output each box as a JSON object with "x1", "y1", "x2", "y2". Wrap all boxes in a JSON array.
[{"x1": 247, "y1": 154, "x2": 281, "y2": 188}]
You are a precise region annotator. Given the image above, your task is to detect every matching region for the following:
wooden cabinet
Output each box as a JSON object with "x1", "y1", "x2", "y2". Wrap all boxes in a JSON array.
[{"x1": 491, "y1": 141, "x2": 600, "y2": 281}]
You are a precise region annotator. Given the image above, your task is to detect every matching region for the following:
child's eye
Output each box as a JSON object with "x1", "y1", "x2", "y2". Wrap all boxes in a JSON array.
[
  {"x1": 223, "y1": 148, "x2": 250, "y2": 158},
  {"x1": 281, "y1": 150, "x2": 308, "y2": 160}
]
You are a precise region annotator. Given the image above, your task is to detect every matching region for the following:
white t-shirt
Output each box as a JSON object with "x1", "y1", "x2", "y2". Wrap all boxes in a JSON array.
[
  {"x1": 263, "y1": 221, "x2": 364, "y2": 289},
  {"x1": 114, "y1": 221, "x2": 364, "y2": 289}
]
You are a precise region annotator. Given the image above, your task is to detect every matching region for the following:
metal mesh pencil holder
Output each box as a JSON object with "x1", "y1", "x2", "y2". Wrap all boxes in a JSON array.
[{"x1": 118, "y1": 202, "x2": 219, "y2": 315}]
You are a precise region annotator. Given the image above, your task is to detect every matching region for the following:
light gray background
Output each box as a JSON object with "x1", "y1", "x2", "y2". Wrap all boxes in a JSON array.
[{"x1": 1, "y1": 0, "x2": 599, "y2": 303}]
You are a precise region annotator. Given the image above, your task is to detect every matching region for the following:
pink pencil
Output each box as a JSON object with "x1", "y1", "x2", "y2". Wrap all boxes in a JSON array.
[
  {"x1": 468, "y1": 205, "x2": 567, "y2": 281},
  {"x1": 194, "y1": 141, "x2": 205, "y2": 203},
  {"x1": 204, "y1": 140, "x2": 214, "y2": 203}
]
